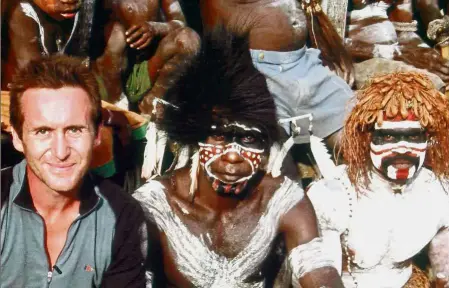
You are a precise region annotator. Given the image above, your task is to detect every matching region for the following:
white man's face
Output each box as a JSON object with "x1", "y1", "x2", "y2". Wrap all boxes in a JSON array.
[{"x1": 12, "y1": 87, "x2": 99, "y2": 193}]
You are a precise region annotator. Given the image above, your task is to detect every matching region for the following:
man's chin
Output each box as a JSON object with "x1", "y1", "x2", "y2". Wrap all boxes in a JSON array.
[{"x1": 41, "y1": 171, "x2": 84, "y2": 193}]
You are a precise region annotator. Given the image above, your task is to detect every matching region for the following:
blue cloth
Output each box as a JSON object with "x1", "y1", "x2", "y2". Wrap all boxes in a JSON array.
[{"x1": 251, "y1": 46, "x2": 354, "y2": 143}]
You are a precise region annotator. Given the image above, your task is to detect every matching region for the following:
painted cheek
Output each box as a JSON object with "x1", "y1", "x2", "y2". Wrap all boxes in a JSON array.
[{"x1": 370, "y1": 150, "x2": 387, "y2": 170}]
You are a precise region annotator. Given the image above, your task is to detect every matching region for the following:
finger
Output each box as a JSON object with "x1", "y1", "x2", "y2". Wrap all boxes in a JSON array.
[
  {"x1": 138, "y1": 98, "x2": 153, "y2": 115},
  {"x1": 136, "y1": 37, "x2": 152, "y2": 50},
  {"x1": 125, "y1": 25, "x2": 140, "y2": 37},
  {"x1": 126, "y1": 30, "x2": 144, "y2": 46}
]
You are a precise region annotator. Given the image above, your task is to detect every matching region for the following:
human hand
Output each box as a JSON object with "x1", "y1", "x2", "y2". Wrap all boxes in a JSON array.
[
  {"x1": 125, "y1": 22, "x2": 155, "y2": 50},
  {"x1": 435, "y1": 273, "x2": 448, "y2": 288},
  {"x1": 396, "y1": 46, "x2": 449, "y2": 83}
]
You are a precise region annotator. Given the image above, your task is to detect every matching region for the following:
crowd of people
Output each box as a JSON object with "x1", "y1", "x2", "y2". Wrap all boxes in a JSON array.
[{"x1": 1, "y1": 0, "x2": 449, "y2": 287}]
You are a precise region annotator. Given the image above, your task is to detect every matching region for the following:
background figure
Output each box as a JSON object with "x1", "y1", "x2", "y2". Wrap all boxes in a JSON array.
[
  {"x1": 345, "y1": 0, "x2": 449, "y2": 90},
  {"x1": 1, "y1": 56, "x2": 148, "y2": 287},
  {"x1": 308, "y1": 72, "x2": 449, "y2": 288}
]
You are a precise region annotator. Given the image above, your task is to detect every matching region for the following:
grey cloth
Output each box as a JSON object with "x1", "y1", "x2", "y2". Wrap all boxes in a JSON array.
[
  {"x1": 251, "y1": 46, "x2": 354, "y2": 143},
  {"x1": 0, "y1": 160, "x2": 148, "y2": 288}
]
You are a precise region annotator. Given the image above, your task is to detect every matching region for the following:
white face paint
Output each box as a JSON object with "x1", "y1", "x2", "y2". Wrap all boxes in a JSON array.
[
  {"x1": 199, "y1": 142, "x2": 264, "y2": 184},
  {"x1": 370, "y1": 120, "x2": 427, "y2": 181},
  {"x1": 168, "y1": 2, "x2": 181, "y2": 14}
]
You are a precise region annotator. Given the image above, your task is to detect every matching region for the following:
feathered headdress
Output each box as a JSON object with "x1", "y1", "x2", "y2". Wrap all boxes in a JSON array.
[{"x1": 159, "y1": 29, "x2": 280, "y2": 148}]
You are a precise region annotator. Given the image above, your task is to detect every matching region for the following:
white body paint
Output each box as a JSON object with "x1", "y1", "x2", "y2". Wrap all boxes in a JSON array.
[
  {"x1": 308, "y1": 166, "x2": 449, "y2": 288},
  {"x1": 372, "y1": 43, "x2": 400, "y2": 59},
  {"x1": 168, "y1": 2, "x2": 182, "y2": 14},
  {"x1": 348, "y1": 1, "x2": 397, "y2": 44},
  {"x1": 134, "y1": 178, "x2": 309, "y2": 287}
]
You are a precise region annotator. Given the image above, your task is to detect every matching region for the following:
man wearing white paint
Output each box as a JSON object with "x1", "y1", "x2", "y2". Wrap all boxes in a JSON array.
[{"x1": 308, "y1": 72, "x2": 449, "y2": 288}]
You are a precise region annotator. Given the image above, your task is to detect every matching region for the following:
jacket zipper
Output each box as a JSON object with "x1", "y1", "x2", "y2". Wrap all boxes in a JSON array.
[{"x1": 47, "y1": 270, "x2": 53, "y2": 286}]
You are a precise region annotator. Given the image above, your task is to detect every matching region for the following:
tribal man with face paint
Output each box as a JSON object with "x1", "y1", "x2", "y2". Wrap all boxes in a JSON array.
[
  {"x1": 132, "y1": 31, "x2": 344, "y2": 287},
  {"x1": 308, "y1": 72, "x2": 449, "y2": 288}
]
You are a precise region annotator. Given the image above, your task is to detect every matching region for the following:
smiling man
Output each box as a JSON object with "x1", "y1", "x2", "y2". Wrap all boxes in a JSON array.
[
  {"x1": 133, "y1": 32, "x2": 344, "y2": 287},
  {"x1": 1, "y1": 56, "x2": 148, "y2": 287},
  {"x1": 308, "y1": 72, "x2": 449, "y2": 287}
]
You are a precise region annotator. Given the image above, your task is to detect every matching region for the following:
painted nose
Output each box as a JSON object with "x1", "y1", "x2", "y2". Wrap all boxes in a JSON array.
[
  {"x1": 221, "y1": 151, "x2": 244, "y2": 164},
  {"x1": 52, "y1": 132, "x2": 70, "y2": 160}
]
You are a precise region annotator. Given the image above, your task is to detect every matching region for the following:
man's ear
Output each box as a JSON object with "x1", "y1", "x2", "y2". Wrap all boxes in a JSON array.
[
  {"x1": 11, "y1": 127, "x2": 24, "y2": 153},
  {"x1": 93, "y1": 124, "x2": 103, "y2": 147}
]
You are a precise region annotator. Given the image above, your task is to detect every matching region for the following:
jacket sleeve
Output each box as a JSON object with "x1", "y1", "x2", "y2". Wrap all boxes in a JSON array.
[{"x1": 101, "y1": 201, "x2": 149, "y2": 288}]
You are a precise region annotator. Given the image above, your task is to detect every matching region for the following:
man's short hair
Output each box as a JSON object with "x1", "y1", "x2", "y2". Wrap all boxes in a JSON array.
[{"x1": 9, "y1": 55, "x2": 102, "y2": 138}]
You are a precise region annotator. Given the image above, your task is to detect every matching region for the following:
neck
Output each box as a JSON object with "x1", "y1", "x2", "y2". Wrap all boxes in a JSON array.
[{"x1": 27, "y1": 166, "x2": 81, "y2": 217}]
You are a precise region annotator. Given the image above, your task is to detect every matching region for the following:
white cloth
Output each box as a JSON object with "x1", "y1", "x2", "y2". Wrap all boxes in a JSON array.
[{"x1": 308, "y1": 166, "x2": 449, "y2": 288}]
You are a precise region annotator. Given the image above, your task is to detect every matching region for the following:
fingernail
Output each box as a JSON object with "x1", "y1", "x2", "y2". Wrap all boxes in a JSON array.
[{"x1": 437, "y1": 272, "x2": 446, "y2": 279}]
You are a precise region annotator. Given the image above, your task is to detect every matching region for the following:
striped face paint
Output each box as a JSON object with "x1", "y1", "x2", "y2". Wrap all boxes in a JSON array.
[
  {"x1": 370, "y1": 120, "x2": 427, "y2": 181},
  {"x1": 198, "y1": 122, "x2": 267, "y2": 194}
]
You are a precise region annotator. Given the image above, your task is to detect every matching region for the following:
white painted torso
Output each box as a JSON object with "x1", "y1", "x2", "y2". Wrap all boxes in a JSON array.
[
  {"x1": 134, "y1": 177, "x2": 305, "y2": 287},
  {"x1": 308, "y1": 166, "x2": 449, "y2": 288}
]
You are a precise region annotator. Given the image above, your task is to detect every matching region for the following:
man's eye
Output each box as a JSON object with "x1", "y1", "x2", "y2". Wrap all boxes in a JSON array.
[
  {"x1": 408, "y1": 134, "x2": 422, "y2": 141},
  {"x1": 383, "y1": 135, "x2": 395, "y2": 141},
  {"x1": 68, "y1": 127, "x2": 83, "y2": 135},
  {"x1": 241, "y1": 135, "x2": 255, "y2": 144},
  {"x1": 36, "y1": 129, "x2": 49, "y2": 135},
  {"x1": 212, "y1": 135, "x2": 225, "y2": 142}
]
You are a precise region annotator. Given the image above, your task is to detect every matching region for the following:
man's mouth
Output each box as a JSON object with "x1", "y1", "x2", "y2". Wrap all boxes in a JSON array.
[
  {"x1": 60, "y1": 12, "x2": 77, "y2": 18},
  {"x1": 47, "y1": 163, "x2": 76, "y2": 174},
  {"x1": 391, "y1": 159, "x2": 414, "y2": 169},
  {"x1": 215, "y1": 172, "x2": 248, "y2": 183}
]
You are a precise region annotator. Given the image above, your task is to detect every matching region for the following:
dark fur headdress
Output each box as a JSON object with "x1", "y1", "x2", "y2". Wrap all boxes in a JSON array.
[{"x1": 159, "y1": 29, "x2": 280, "y2": 147}]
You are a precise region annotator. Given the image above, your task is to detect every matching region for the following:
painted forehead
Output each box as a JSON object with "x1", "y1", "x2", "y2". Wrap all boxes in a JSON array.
[
  {"x1": 211, "y1": 122, "x2": 265, "y2": 134},
  {"x1": 374, "y1": 120, "x2": 423, "y2": 130}
]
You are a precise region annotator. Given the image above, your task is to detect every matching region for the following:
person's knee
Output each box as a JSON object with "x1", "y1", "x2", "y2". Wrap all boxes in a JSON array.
[{"x1": 172, "y1": 27, "x2": 201, "y2": 56}]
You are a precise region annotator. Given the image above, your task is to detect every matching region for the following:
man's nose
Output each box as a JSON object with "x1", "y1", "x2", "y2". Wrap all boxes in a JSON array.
[
  {"x1": 221, "y1": 151, "x2": 244, "y2": 164},
  {"x1": 51, "y1": 132, "x2": 70, "y2": 160}
]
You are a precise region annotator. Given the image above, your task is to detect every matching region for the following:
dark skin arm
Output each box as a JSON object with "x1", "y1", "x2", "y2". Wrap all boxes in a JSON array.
[
  {"x1": 415, "y1": 0, "x2": 442, "y2": 28},
  {"x1": 279, "y1": 196, "x2": 344, "y2": 287},
  {"x1": 125, "y1": 0, "x2": 186, "y2": 51},
  {"x1": 6, "y1": 4, "x2": 42, "y2": 69}
]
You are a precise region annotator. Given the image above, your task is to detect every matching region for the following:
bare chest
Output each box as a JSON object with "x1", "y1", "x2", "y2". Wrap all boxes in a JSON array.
[
  {"x1": 201, "y1": 0, "x2": 307, "y2": 49},
  {"x1": 18, "y1": 3, "x2": 77, "y2": 55},
  {"x1": 174, "y1": 203, "x2": 264, "y2": 258},
  {"x1": 43, "y1": 217, "x2": 76, "y2": 267}
]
